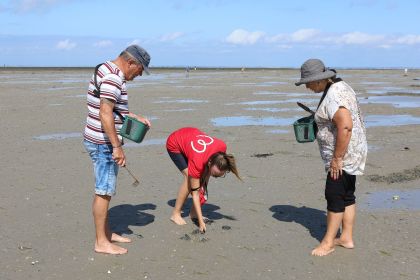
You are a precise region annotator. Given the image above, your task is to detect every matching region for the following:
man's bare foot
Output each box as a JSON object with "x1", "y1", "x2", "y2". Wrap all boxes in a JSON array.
[
  {"x1": 95, "y1": 242, "x2": 128, "y2": 255},
  {"x1": 334, "y1": 238, "x2": 354, "y2": 249},
  {"x1": 311, "y1": 243, "x2": 335, "y2": 256},
  {"x1": 111, "y1": 233, "x2": 131, "y2": 243},
  {"x1": 170, "y1": 214, "x2": 187, "y2": 225}
]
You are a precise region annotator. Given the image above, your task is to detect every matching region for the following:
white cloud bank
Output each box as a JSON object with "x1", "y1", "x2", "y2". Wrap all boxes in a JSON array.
[
  {"x1": 56, "y1": 39, "x2": 76, "y2": 50},
  {"x1": 226, "y1": 28, "x2": 420, "y2": 48},
  {"x1": 225, "y1": 29, "x2": 265, "y2": 45},
  {"x1": 160, "y1": 32, "x2": 184, "y2": 42},
  {"x1": 2, "y1": 0, "x2": 69, "y2": 13},
  {"x1": 93, "y1": 40, "x2": 113, "y2": 48}
]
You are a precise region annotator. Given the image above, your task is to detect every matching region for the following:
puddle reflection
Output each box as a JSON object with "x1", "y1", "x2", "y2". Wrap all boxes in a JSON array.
[
  {"x1": 361, "y1": 96, "x2": 420, "y2": 108},
  {"x1": 266, "y1": 129, "x2": 289, "y2": 134},
  {"x1": 365, "y1": 115, "x2": 420, "y2": 127},
  {"x1": 124, "y1": 138, "x2": 166, "y2": 147},
  {"x1": 34, "y1": 132, "x2": 82, "y2": 140},
  {"x1": 362, "y1": 189, "x2": 420, "y2": 210},
  {"x1": 244, "y1": 107, "x2": 299, "y2": 112},
  {"x1": 211, "y1": 116, "x2": 297, "y2": 127},
  {"x1": 154, "y1": 99, "x2": 208, "y2": 104}
]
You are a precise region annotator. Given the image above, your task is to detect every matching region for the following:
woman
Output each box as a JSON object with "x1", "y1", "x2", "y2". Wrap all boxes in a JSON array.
[
  {"x1": 166, "y1": 127, "x2": 241, "y2": 233},
  {"x1": 295, "y1": 59, "x2": 367, "y2": 256}
]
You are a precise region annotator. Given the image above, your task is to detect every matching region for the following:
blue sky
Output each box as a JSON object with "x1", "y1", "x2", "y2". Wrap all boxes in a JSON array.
[{"x1": 0, "y1": 0, "x2": 419, "y2": 68}]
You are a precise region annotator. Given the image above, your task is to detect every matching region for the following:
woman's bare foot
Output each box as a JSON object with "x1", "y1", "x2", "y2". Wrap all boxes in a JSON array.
[
  {"x1": 111, "y1": 233, "x2": 131, "y2": 243},
  {"x1": 311, "y1": 242, "x2": 335, "y2": 256},
  {"x1": 95, "y1": 242, "x2": 128, "y2": 255},
  {"x1": 170, "y1": 214, "x2": 187, "y2": 225},
  {"x1": 334, "y1": 238, "x2": 354, "y2": 249}
]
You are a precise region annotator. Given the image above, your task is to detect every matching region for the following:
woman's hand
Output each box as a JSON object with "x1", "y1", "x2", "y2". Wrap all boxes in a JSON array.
[{"x1": 329, "y1": 156, "x2": 343, "y2": 180}]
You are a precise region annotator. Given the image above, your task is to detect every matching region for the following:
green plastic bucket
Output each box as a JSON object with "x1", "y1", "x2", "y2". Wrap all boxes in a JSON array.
[
  {"x1": 293, "y1": 115, "x2": 317, "y2": 143},
  {"x1": 120, "y1": 116, "x2": 149, "y2": 143}
]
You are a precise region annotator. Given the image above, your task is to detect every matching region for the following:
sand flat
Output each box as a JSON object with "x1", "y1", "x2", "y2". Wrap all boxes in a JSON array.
[{"x1": 0, "y1": 68, "x2": 420, "y2": 280}]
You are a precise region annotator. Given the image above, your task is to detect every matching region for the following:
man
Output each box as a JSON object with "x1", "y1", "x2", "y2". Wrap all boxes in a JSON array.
[{"x1": 83, "y1": 45, "x2": 151, "y2": 254}]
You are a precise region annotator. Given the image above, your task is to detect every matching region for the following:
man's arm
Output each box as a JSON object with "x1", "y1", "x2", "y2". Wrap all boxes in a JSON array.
[{"x1": 99, "y1": 98, "x2": 125, "y2": 166}]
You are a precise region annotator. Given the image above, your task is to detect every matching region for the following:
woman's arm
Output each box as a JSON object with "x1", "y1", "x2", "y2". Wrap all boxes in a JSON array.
[
  {"x1": 189, "y1": 177, "x2": 206, "y2": 233},
  {"x1": 331, "y1": 107, "x2": 353, "y2": 180}
]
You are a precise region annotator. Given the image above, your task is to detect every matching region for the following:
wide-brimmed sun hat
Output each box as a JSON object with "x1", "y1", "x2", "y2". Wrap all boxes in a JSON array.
[{"x1": 295, "y1": 59, "x2": 336, "y2": 86}]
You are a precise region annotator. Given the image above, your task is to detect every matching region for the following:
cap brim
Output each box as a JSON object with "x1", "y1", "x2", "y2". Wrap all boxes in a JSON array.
[
  {"x1": 142, "y1": 65, "x2": 150, "y2": 75},
  {"x1": 295, "y1": 70, "x2": 336, "y2": 86}
]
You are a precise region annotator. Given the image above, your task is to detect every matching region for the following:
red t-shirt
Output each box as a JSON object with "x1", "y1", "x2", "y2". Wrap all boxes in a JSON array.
[{"x1": 166, "y1": 127, "x2": 227, "y2": 178}]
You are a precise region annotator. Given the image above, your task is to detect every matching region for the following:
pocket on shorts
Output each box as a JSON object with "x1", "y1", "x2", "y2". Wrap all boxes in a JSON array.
[{"x1": 84, "y1": 140, "x2": 99, "y2": 160}]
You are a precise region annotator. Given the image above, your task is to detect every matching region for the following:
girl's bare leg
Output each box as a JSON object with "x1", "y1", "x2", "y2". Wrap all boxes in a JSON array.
[{"x1": 170, "y1": 169, "x2": 189, "y2": 225}]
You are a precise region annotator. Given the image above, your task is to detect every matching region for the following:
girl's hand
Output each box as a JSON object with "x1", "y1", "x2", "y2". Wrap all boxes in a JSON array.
[{"x1": 199, "y1": 222, "x2": 206, "y2": 233}]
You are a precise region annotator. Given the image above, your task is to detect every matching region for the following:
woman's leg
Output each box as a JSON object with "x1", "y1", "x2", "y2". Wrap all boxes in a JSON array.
[
  {"x1": 312, "y1": 211, "x2": 343, "y2": 256},
  {"x1": 335, "y1": 204, "x2": 355, "y2": 248}
]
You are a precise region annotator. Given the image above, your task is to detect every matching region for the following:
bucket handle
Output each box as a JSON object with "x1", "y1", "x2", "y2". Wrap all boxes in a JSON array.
[{"x1": 297, "y1": 102, "x2": 315, "y2": 115}]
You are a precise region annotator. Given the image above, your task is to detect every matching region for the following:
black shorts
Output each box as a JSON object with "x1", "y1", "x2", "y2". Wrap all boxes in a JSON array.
[
  {"x1": 325, "y1": 170, "x2": 356, "y2": 213},
  {"x1": 167, "y1": 150, "x2": 188, "y2": 172}
]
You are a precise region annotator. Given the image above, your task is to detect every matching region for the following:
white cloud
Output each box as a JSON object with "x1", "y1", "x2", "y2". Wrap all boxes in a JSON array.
[
  {"x1": 291, "y1": 29, "x2": 320, "y2": 42},
  {"x1": 93, "y1": 40, "x2": 113, "y2": 48},
  {"x1": 393, "y1": 35, "x2": 420, "y2": 45},
  {"x1": 261, "y1": 29, "x2": 420, "y2": 48},
  {"x1": 337, "y1": 32, "x2": 385, "y2": 45},
  {"x1": 160, "y1": 32, "x2": 184, "y2": 42},
  {"x1": 5, "y1": 0, "x2": 69, "y2": 13},
  {"x1": 226, "y1": 29, "x2": 265, "y2": 45},
  {"x1": 56, "y1": 39, "x2": 76, "y2": 50},
  {"x1": 127, "y1": 39, "x2": 141, "y2": 46}
]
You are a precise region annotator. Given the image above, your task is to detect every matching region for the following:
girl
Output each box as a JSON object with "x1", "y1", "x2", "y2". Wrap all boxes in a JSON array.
[{"x1": 166, "y1": 127, "x2": 241, "y2": 232}]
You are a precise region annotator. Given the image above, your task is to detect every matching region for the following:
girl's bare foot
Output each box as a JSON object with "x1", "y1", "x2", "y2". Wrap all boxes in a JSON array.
[
  {"x1": 334, "y1": 238, "x2": 354, "y2": 249},
  {"x1": 95, "y1": 242, "x2": 128, "y2": 255},
  {"x1": 170, "y1": 214, "x2": 187, "y2": 225},
  {"x1": 311, "y1": 242, "x2": 335, "y2": 256},
  {"x1": 111, "y1": 233, "x2": 131, "y2": 243}
]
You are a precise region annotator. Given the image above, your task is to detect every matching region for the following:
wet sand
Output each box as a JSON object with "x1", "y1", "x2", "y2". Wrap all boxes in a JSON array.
[{"x1": 0, "y1": 68, "x2": 420, "y2": 279}]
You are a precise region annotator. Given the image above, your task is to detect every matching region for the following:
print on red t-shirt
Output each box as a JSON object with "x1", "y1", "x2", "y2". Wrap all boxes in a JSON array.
[{"x1": 166, "y1": 127, "x2": 227, "y2": 178}]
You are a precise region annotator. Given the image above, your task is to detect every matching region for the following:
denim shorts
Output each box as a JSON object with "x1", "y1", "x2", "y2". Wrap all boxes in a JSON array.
[{"x1": 83, "y1": 140, "x2": 119, "y2": 196}]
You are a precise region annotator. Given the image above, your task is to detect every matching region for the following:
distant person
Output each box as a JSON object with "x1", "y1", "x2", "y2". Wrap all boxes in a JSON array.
[
  {"x1": 83, "y1": 45, "x2": 151, "y2": 255},
  {"x1": 166, "y1": 127, "x2": 241, "y2": 233},
  {"x1": 295, "y1": 59, "x2": 367, "y2": 256},
  {"x1": 185, "y1": 66, "x2": 190, "y2": 78}
]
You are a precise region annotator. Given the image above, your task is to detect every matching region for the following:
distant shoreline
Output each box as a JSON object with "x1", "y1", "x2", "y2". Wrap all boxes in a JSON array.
[{"x1": 0, "y1": 66, "x2": 419, "y2": 71}]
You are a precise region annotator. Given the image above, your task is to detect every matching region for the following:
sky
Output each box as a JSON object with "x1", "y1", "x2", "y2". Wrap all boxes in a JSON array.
[{"x1": 0, "y1": 0, "x2": 419, "y2": 68}]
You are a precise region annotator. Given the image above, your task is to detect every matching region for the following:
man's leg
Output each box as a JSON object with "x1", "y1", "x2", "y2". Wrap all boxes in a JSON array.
[
  {"x1": 312, "y1": 211, "x2": 343, "y2": 256},
  {"x1": 171, "y1": 169, "x2": 189, "y2": 225},
  {"x1": 92, "y1": 194, "x2": 127, "y2": 254},
  {"x1": 335, "y1": 204, "x2": 355, "y2": 248}
]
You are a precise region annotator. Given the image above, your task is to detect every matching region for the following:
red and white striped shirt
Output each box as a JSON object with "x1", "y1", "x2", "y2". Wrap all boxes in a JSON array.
[{"x1": 83, "y1": 61, "x2": 128, "y2": 144}]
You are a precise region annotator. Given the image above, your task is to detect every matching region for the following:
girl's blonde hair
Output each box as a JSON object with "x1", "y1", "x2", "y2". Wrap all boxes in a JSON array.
[{"x1": 200, "y1": 152, "x2": 242, "y2": 196}]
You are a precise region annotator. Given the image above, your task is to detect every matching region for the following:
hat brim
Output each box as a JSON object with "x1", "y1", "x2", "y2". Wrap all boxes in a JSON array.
[
  {"x1": 142, "y1": 65, "x2": 150, "y2": 75},
  {"x1": 295, "y1": 70, "x2": 336, "y2": 86}
]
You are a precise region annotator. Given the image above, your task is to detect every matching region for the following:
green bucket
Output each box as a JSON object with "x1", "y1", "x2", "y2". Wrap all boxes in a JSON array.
[
  {"x1": 293, "y1": 115, "x2": 317, "y2": 143},
  {"x1": 120, "y1": 116, "x2": 149, "y2": 143}
]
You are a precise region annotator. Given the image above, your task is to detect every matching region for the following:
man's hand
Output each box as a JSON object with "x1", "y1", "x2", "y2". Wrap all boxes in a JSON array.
[
  {"x1": 128, "y1": 112, "x2": 151, "y2": 127},
  {"x1": 112, "y1": 146, "x2": 126, "y2": 167}
]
